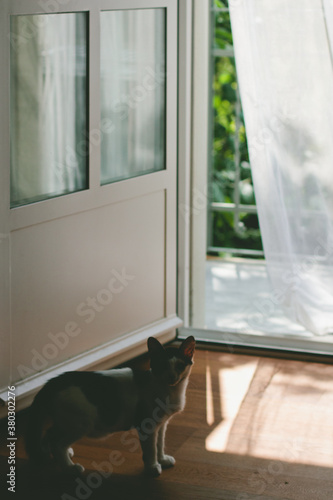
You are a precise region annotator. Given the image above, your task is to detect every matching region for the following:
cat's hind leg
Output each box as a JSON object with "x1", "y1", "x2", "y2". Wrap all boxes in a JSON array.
[{"x1": 46, "y1": 426, "x2": 85, "y2": 475}]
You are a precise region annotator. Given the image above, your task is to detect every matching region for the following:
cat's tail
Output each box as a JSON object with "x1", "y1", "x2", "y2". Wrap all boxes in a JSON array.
[{"x1": 25, "y1": 390, "x2": 51, "y2": 464}]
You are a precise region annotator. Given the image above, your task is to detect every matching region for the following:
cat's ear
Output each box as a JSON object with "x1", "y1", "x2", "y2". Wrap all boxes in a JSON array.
[
  {"x1": 179, "y1": 336, "x2": 195, "y2": 363},
  {"x1": 147, "y1": 337, "x2": 165, "y2": 358}
]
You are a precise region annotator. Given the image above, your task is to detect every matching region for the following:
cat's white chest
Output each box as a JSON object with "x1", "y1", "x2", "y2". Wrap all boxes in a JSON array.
[{"x1": 168, "y1": 379, "x2": 188, "y2": 413}]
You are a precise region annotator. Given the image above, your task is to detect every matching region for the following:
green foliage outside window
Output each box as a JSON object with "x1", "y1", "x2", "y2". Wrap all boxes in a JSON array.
[{"x1": 210, "y1": 1, "x2": 263, "y2": 255}]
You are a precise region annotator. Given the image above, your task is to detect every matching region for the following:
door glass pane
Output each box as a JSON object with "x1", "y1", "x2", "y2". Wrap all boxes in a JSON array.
[
  {"x1": 100, "y1": 9, "x2": 166, "y2": 185},
  {"x1": 10, "y1": 13, "x2": 88, "y2": 208}
]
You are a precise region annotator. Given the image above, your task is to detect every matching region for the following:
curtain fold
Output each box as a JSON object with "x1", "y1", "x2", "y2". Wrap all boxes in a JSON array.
[{"x1": 230, "y1": 0, "x2": 333, "y2": 335}]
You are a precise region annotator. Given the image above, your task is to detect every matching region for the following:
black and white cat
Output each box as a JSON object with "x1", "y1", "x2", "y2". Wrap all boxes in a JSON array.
[{"x1": 25, "y1": 336, "x2": 195, "y2": 477}]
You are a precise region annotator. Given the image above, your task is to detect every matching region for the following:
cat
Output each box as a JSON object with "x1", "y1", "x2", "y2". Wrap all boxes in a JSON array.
[{"x1": 25, "y1": 335, "x2": 195, "y2": 477}]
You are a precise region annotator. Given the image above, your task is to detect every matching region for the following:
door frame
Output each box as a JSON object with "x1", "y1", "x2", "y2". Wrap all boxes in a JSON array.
[
  {"x1": 177, "y1": 0, "x2": 210, "y2": 329},
  {"x1": 177, "y1": 0, "x2": 333, "y2": 358}
]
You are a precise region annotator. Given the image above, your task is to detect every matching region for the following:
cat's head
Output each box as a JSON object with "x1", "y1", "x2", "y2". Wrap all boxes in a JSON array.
[{"x1": 147, "y1": 336, "x2": 195, "y2": 386}]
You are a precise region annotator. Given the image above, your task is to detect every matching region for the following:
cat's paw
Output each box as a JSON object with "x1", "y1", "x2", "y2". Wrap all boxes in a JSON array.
[
  {"x1": 68, "y1": 447, "x2": 74, "y2": 458},
  {"x1": 159, "y1": 455, "x2": 176, "y2": 469},
  {"x1": 144, "y1": 463, "x2": 162, "y2": 477},
  {"x1": 65, "y1": 463, "x2": 85, "y2": 476}
]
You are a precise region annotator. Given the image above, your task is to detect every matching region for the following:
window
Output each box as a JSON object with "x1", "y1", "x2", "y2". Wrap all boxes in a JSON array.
[
  {"x1": 208, "y1": 0, "x2": 263, "y2": 257},
  {"x1": 9, "y1": 7, "x2": 167, "y2": 207},
  {"x1": 10, "y1": 13, "x2": 88, "y2": 208},
  {"x1": 100, "y1": 9, "x2": 166, "y2": 184}
]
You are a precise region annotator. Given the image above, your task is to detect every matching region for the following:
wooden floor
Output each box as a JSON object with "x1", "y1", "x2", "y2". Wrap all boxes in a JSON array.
[{"x1": 1, "y1": 348, "x2": 333, "y2": 499}]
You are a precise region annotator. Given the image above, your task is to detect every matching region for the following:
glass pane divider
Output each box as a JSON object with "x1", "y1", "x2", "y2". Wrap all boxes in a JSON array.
[
  {"x1": 87, "y1": 8, "x2": 101, "y2": 192},
  {"x1": 213, "y1": 48, "x2": 234, "y2": 57},
  {"x1": 210, "y1": 202, "x2": 258, "y2": 214},
  {"x1": 207, "y1": 246, "x2": 264, "y2": 257}
]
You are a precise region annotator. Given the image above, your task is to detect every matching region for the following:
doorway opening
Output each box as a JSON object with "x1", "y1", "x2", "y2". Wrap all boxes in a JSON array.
[
  {"x1": 205, "y1": 0, "x2": 310, "y2": 339},
  {"x1": 185, "y1": 0, "x2": 333, "y2": 354}
]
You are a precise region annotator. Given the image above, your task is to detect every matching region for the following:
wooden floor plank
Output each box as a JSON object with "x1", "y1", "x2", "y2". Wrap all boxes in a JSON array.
[{"x1": 1, "y1": 348, "x2": 333, "y2": 499}]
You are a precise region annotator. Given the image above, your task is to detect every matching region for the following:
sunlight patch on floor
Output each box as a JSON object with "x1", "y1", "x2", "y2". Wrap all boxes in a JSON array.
[
  {"x1": 205, "y1": 359, "x2": 258, "y2": 452},
  {"x1": 205, "y1": 354, "x2": 333, "y2": 467}
]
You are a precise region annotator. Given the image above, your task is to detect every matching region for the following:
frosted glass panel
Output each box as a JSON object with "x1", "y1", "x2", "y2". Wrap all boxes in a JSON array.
[
  {"x1": 100, "y1": 9, "x2": 166, "y2": 184},
  {"x1": 10, "y1": 13, "x2": 88, "y2": 208}
]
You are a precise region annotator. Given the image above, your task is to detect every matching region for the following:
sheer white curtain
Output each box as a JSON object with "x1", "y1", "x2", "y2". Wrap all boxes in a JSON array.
[{"x1": 230, "y1": 0, "x2": 333, "y2": 335}]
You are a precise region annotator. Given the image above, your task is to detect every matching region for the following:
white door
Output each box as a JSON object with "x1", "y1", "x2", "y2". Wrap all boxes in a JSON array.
[{"x1": 0, "y1": 0, "x2": 180, "y2": 404}]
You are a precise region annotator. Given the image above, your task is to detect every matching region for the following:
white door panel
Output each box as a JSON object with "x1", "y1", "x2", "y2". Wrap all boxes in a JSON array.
[
  {"x1": 11, "y1": 191, "x2": 166, "y2": 381},
  {"x1": 0, "y1": 0, "x2": 179, "y2": 401}
]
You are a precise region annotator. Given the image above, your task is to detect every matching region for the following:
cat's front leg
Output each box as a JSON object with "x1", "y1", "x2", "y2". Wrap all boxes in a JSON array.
[
  {"x1": 139, "y1": 431, "x2": 162, "y2": 477},
  {"x1": 157, "y1": 421, "x2": 175, "y2": 469}
]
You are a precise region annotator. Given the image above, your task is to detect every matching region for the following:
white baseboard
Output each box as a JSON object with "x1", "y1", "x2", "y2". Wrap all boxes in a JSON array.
[{"x1": 0, "y1": 316, "x2": 182, "y2": 419}]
